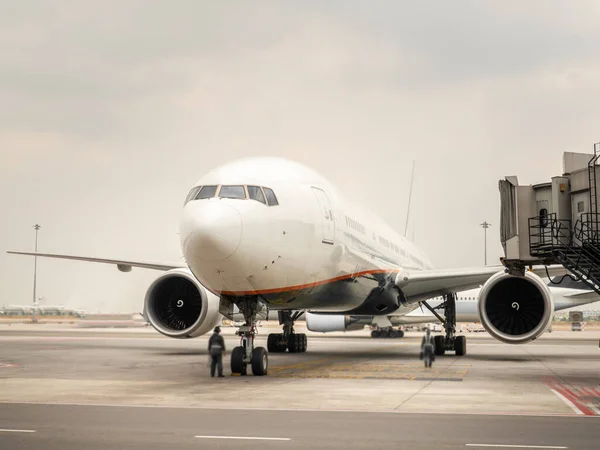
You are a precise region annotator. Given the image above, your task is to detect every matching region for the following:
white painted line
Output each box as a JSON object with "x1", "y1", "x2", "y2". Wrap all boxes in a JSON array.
[
  {"x1": 1, "y1": 400, "x2": 598, "y2": 418},
  {"x1": 195, "y1": 435, "x2": 290, "y2": 441},
  {"x1": 551, "y1": 389, "x2": 584, "y2": 415},
  {"x1": 466, "y1": 445, "x2": 567, "y2": 449},
  {"x1": 0, "y1": 429, "x2": 36, "y2": 433}
]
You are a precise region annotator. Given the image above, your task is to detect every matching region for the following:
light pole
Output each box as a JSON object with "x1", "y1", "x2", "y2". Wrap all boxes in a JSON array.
[
  {"x1": 480, "y1": 221, "x2": 491, "y2": 266},
  {"x1": 32, "y1": 224, "x2": 41, "y2": 323}
]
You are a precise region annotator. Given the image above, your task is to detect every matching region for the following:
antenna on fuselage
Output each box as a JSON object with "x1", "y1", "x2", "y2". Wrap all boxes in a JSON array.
[{"x1": 404, "y1": 160, "x2": 416, "y2": 238}]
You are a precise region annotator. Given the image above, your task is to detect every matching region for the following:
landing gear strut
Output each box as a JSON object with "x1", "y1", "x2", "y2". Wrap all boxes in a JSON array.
[
  {"x1": 267, "y1": 311, "x2": 307, "y2": 353},
  {"x1": 231, "y1": 297, "x2": 268, "y2": 376},
  {"x1": 421, "y1": 294, "x2": 466, "y2": 356}
]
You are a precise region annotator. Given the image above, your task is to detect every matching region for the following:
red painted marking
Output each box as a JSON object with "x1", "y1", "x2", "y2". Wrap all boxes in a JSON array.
[
  {"x1": 550, "y1": 383, "x2": 596, "y2": 416},
  {"x1": 581, "y1": 387, "x2": 597, "y2": 397},
  {"x1": 216, "y1": 269, "x2": 400, "y2": 296}
]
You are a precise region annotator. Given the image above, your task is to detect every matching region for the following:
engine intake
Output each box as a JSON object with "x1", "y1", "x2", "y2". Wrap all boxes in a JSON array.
[
  {"x1": 144, "y1": 269, "x2": 220, "y2": 338},
  {"x1": 478, "y1": 271, "x2": 553, "y2": 344}
]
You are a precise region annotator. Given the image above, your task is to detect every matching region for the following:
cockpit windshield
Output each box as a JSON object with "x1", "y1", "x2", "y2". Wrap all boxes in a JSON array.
[
  {"x1": 196, "y1": 185, "x2": 218, "y2": 199},
  {"x1": 247, "y1": 186, "x2": 266, "y2": 204},
  {"x1": 219, "y1": 185, "x2": 246, "y2": 199},
  {"x1": 184, "y1": 185, "x2": 278, "y2": 206}
]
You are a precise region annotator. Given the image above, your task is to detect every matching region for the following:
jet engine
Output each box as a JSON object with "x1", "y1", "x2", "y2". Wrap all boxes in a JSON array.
[
  {"x1": 305, "y1": 313, "x2": 365, "y2": 332},
  {"x1": 144, "y1": 269, "x2": 221, "y2": 338},
  {"x1": 477, "y1": 271, "x2": 553, "y2": 344}
]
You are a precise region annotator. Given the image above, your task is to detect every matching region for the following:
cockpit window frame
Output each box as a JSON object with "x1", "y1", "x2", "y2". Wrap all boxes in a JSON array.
[
  {"x1": 195, "y1": 185, "x2": 218, "y2": 200},
  {"x1": 247, "y1": 185, "x2": 267, "y2": 204},
  {"x1": 217, "y1": 185, "x2": 247, "y2": 200},
  {"x1": 185, "y1": 184, "x2": 278, "y2": 206},
  {"x1": 263, "y1": 187, "x2": 279, "y2": 206}
]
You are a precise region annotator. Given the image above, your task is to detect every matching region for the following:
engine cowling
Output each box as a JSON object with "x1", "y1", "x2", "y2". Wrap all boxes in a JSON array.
[
  {"x1": 305, "y1": 313, "x2": 365, "y2": 332},
  {"x1": 478, "y1": 271, "x2": 553, "y2": 344},
  {"x1": 144, "y1": 269, "x2": 221, "y2": 338}
]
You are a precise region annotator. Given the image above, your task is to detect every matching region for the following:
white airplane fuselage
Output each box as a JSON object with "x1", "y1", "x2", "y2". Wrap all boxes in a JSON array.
[{"x1": 180, "y1": 157, "x2": 432, "y2": 315}]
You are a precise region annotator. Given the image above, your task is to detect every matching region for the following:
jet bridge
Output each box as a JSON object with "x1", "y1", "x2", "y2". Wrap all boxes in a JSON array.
[{"x1": 500, "y1": 143, "x2": 600, "y2": 298}]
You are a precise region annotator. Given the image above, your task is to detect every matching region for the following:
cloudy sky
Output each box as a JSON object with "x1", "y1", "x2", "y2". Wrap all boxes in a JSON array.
[{"x1": 1, "y1": 1, "x2": 600, "y2": 312}]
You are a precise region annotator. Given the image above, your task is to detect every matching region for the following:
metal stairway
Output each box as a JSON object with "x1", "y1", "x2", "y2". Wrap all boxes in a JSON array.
[{"x1": 529, "y1": 144, "x2": 600, "y2": 295}]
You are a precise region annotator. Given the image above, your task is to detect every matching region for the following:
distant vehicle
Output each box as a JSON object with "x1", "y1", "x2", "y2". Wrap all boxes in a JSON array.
[
  {"x1": 572, "y1": 322, "x2": 582, "y2": 331},
  {"x1": 431, "y1": 323, "x2": 443, "y2": 332},
  {"x1": 466, "y1": 323, "x2": 486, "y2": 333}
]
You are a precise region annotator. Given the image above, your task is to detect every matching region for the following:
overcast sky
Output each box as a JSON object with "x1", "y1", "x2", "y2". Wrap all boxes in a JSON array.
[{"x1": 2, "y1": 1, "x2": 600, "y2": 313}]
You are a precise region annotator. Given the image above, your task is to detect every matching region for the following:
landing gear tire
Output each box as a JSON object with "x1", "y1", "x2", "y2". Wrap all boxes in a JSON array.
[
  {"x1": 268, "y1": 333, "x2": 287, "y2": 353},
  {"x1": 371, "y1": 330, "x2": 381, "y2": 338},
  {"x1": 396, "y1": 330, "x2": 404, "y2": 338},
  {"x1": 454, "y1": 335, "x2": 467, "y2": 356},
  {"x1": 434, "y1": 335, "x2": 445, "y2": 356},
  {"x1": 231, "y1": 346, "x2": 246, "y2": 375},
  {"x1": 288, "y1": 333, "x2": 307, "y2": 353},
  {"x1": 389, "y1": 329, "x2": 397, "y2": 338},
  {"x1": 251, "y1": 347, "x2": 268, "y2": 376},
  {"x1": 301, "y1": 334, "x2": 307, "y2": 352}
]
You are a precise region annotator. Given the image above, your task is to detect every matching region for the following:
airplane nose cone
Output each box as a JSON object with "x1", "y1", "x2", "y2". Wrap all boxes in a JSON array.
[{"x1": 181, "y1": 201, "x2": 242, "y2": 262}]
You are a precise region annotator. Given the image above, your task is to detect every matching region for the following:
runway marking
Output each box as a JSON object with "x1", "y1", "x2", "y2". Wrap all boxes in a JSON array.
[
  {"x1": 545, "y1": 379, "x2": 598, "y2": 416},
  {"x1": 2, "y1": 401, "x2": 598, "y2": 418},
  {"x1": 195, "y1": 435, "x2": 290, "y2": 441},
  {"x1": 465, "y1": 445, "x2": 567, "y2": 449},
  {"x1": 550, "y1": 390, "x2": 584, "y2": 415},
  {"x1": 0, "y1": 429, "x2": 36, "y2": 433}
]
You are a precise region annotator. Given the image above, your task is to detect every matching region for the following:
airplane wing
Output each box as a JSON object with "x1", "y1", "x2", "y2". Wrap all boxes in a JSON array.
[
  {"x1": 398, "y1": 264, "x2": 567, "y2": 303},
  {"x1": 6, "y1": 251, "x2": 186, "y2": 272}
]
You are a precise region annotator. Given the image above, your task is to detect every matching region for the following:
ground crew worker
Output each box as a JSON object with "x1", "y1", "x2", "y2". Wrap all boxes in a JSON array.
[
  {"x1": 420, "y1": 327, "x2": 435, "y2": 368},
  {"x1": 208, "y1": 326, "x2": 226, "y2": 377}
]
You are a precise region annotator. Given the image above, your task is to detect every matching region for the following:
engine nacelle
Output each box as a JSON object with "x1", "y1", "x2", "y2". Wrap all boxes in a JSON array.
[
  {"x1": 305, "y1": 313, "x2": 364, "y2": 332},
  {"x1": 144, "y1": 269, "x2": 221, "y2": 338},
  {"x1": 478, "y1": 271, "x2": 553, "y2": 344}
]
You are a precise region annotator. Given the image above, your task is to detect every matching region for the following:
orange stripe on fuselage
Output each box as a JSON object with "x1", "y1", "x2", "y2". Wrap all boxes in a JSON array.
[{"x1": 216, "y1": 269, "x2": 400, "y2": 297}]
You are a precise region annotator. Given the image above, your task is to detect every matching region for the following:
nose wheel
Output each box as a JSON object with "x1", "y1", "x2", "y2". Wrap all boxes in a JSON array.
[{"x1": 231, "y1": 297, "x2": 268, "y2": 376}]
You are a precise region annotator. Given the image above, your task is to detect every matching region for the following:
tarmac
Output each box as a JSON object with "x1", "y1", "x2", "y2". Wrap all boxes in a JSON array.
[{"x1": 1, "y1": 323, "x2": 599, "y2": 449}]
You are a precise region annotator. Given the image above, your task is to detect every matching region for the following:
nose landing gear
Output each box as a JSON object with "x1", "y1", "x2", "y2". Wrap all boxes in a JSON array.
[{"x1": 231, "y1": 297, "x2": 268, "y2": 376}]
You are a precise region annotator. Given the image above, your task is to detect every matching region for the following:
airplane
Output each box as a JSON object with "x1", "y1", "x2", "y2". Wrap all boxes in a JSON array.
[
  {"x1": 304, "y1": 277, "x2": 600, "y2": 337},
  {"x1": 8, "y1": 157, "x2": 574, "y2": 376}
]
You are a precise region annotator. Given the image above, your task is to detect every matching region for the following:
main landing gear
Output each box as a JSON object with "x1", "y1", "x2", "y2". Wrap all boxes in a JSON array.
[
  {"x1": 267, "y1": 311, "x2": 307, "y2": 353},
  {"x1": 421, "y1": 293, "x2": 467, "y2": 356},
  {"x1": 370, "y1": 327, "x2": 404, "y2": 338},
  {"x1": 231, "y1": 297, "x2": 268, "y2": 376}
]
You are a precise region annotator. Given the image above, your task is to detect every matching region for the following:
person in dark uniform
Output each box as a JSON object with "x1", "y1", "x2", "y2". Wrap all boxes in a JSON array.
[
  {"x1": 208, "y1": 326, "x2": 226, "y2": 377},
  {"x1": 420, "y1": 327, "x2": 435, "y2": 368}
]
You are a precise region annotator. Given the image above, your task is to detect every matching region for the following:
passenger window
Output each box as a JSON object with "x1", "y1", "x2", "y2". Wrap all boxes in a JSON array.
[
  {"x1": 196, "y1": 185, "x2": 218, "y2": 199},
  {"x1": 184, "y1": 187, "x2": 201, "y2": 205},
  {"x1": 247, "y1": 186, "x2": 266, "y2": 204},
  {"x1": 263, "y1": 187, "x2": 278, "y2": 206},
  {"x1": 219, "y1": 185, "x2": 246, "y2": 199}
]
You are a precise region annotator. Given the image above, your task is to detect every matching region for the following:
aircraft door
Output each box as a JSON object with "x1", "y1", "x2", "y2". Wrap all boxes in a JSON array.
[{"x1": 311, "y1": 187, "x2": 335, "y2": 244}]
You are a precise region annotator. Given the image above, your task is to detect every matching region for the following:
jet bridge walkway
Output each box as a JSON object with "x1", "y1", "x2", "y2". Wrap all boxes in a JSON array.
[{"x1": 499, "y1": 142, "x2": 600, "y2": 347}]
